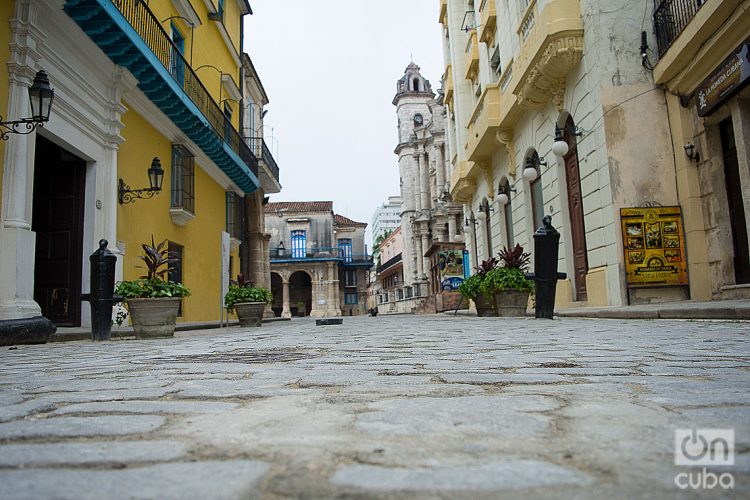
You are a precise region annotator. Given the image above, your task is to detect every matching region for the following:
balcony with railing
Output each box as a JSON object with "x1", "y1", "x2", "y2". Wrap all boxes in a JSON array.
[
  {"x1": 479, "y1": 0, "x2": 497, "y2": 44},
  {"x1": 63, "y1": 0, "x2": 259, "y2": 193},
  {"x1": 246, "y1": 136, "x2": 280, "y2": 192},
  {"x1": 465, "y1": 30, "x2": 480, "y2": 80},
  {"x1": 466, "y1": 83, "x2": 502, "y2": 162},
  {"x1": 271, "y1": 246, "x2": 373, "y2": 267},
  {"x1": 654, "y1": 0, "x2": 706, "y2": 58}
]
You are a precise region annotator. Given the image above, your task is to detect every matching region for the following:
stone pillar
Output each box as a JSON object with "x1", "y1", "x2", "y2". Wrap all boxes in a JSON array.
[
  {"x1": 413, "y1": 155, "x2": 422, "y2": 212},
  {"x1": 419, "y1": 152, "x2": 430, "y2": 210},
  {"x1": 325, "y1": 262, "x2": 341, "y2": 316},
  {"x1": 0, "y1": 68, "x2": 41, "y2": 321},
  {"x1": 415, "y1": 234, "x2": 424, "y2": 281},
  {"x1": 435, "y1": 143, "x2": 445, "y2": 197},
  {"x1": 261, "y1": 235, "x2": 274, "y2": 318},
  {"x1": 421, "y1": 232, "x2": 431, "y2": 283},
  {"x1": 311, "y1": 272, "x2": 326, "y2": 318},
  {"x1": 448, "y1": 215, "x2": 457, "y2": 243},
  {"x1": 281, "y1": 279, "x2": 291, "y2": 318}
]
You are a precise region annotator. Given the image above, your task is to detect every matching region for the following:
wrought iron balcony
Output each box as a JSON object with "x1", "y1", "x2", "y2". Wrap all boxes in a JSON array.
[
  {"x1": 377, "y1": 253, "x2": 402, "y2": 273},
  {"x1": 270, "y1": 246, "x2": 372, "y2": 267},
  {"x1": 654, "y1": 0, "x2": 706, "y2": 58},
  {"x1": 64, "y1": 0, "x2": 259, "y2": 192},
  {"x1": 246, "y1": 137, "x2": 279, "y2": 183}
]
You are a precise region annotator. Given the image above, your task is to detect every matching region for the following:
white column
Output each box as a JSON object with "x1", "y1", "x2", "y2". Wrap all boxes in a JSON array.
[
  {"x1": 0, "y1": 68, "x2": 42, "y2": 320},
  {"x1": 415, "y1": 233, "x2": 424, "y2": 280},
  {"x1": 435, "y1": 143, "x2": 445, "y2": 197},
  {"x1": 419, "y1": 152, "x2": 430, "y2": 210},
  {"x1": 413, "y1": 155, "x2": 422, "y2": 212},
  {"x1": 421, "y1": 232, "x2": 431, "y2": 282}
]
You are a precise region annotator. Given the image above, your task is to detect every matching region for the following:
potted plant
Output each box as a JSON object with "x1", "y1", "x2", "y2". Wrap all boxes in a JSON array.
[
  {"x1": 224, "y1": 274, "x2": 271, "y2": 327},
  {"x1": 458, "y1": 258, "x2": 498, "y2": 317},
  {"x1": 480, "y1": 244, "x2": 534, "y2": 317},
  {"x1": 114, "y1": 237, "x2": 190, "y2": 339}
]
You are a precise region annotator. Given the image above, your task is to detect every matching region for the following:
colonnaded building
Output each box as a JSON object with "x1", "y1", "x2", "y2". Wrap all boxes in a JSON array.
[
  {"x1": 265, "y1": 202, "x2": 372, "y2": 318},
  {"x1": 0, "y1": 0, "x2": 280, "y2": 329},
  {"x1": 440, "y1": 0, "x2": 750, "y2": 308}
]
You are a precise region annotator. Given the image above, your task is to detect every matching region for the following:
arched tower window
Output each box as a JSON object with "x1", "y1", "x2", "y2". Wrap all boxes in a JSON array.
[{"x1": 413, "y1": 78, "x2": 420, "y2": 91}]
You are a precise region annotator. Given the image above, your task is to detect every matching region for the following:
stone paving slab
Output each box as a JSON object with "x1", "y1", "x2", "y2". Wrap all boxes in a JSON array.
[
  {"x1": 0, "y1": 461, "x2": 270, "y2": 500},
  {"x1": 0, "y1": 315, "x2": 747, "y2": 498},
  {"x1": 0, "y1": 441, "x2": 188, "y2": 466}
]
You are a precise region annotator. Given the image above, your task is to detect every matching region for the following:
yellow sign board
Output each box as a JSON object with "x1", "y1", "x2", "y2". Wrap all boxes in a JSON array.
[{"x1": 620, "y1": 206, "x2": 688, "y2": 287}]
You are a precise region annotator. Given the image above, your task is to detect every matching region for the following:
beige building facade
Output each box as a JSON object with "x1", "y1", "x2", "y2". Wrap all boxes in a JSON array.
[{"x1": 439, "y1": 0, "x2": 739, "y2": 307}]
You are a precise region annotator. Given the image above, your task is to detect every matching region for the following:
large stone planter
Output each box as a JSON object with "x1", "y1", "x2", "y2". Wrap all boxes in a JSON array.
[
  {"x1": 492, "y1": 289, "x2": 530, "y2": 317},
  {"x1": 473, "y1": 294, "x2": 497, "y2": 317},
  {"x1": 126, "y1": 297, "x2": 181, "y2": 339},
  {"x1": 234, "y1": 302, "x2": 266, "y2": 327}
]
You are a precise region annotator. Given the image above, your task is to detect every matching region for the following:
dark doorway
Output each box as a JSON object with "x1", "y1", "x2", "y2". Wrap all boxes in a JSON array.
[
  {"x1": 289, "y1": 271, "x2": 312, "y2": 316},
  {"x1": 719, "y1": 118, "x2": 750, "y2": 284},
  {"x1": 270, "y1": 272, "x2": 283, "y2": 317},
  {"x1": 563, "y1": 116, "x2": 589, "y2": 301},
  {"x1": 32, "y1": 136, "x2": 87, "y2": 326}
]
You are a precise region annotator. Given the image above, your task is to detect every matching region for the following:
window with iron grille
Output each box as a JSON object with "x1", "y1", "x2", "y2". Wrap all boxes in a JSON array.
[
  {"x1": 344, "y1": 292, "x2": 358, "y2": 305},
  {"x1": 171, "y1": 145, "x2": 195, "y2": 213},
  {"x1": 226, "y1": 192, "x2": 243, "y2": 240},
  {"x1": 168, "y1": 241, "x2": 184, "y2": 316},
  {"x1": 291, "y1": 230, "x2": 306, "y2": 258},
  {"x1": 338, "y1": 238, "x2": 353, "y2": 262}
]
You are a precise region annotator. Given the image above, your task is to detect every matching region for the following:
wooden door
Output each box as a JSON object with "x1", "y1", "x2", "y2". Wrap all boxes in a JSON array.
[
  {"x1": 32, "y1": 136, "x2": 86, "y2": 326},
  {"x1": 720, "y1": 118, "x2": 750, "y2": 284},
  {"x1": 564, "y1": 118, "x2": 589, "y2": 301}
]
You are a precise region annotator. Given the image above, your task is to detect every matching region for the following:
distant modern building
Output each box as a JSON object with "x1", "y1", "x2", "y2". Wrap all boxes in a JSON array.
[
  {"x1": 265, "y1": 201, "x2": 372, "y2": 317},
  {"x1": 371, "y1": 196, "x2": 402, "y2": 243},
  {"x1": 393, "y1": 62, "x2": 465, "y2": 313}
]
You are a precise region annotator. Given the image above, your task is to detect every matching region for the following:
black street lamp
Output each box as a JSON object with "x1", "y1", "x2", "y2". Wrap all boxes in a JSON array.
[
  {"x1": 0, "y1": 70, "x2": 54, "y2": 140},
  {"x1": 118, "y1": 157, "x2": 165, "y2": 204}
]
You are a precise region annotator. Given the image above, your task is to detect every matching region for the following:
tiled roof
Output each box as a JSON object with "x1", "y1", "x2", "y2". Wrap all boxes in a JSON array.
[
  {"x1": 265, "y1": 201, "x2": 333, "y2": 213},
  {"x1": 335, "y1": 214, "x2": 367, "y2": 228}
]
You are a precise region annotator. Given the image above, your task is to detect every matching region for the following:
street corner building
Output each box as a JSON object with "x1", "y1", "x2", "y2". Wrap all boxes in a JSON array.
[
  {"x1": 0, "y1": 0, "x2": 281, "y2": 330},
  {"x1": 389, "y1": 61, "x2": 467, "y2": 314},
  {"x1": 265, "y1": 202, "x2": 373, "y2": 318},
  {"x1": 439, "y1": 0, "x2": 750, "y2": 309}
]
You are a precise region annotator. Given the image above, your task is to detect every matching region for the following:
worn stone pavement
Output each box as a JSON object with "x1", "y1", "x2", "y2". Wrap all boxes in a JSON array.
[{"x1": 0, "y1": 315, "x2": 748, "y2": 499}]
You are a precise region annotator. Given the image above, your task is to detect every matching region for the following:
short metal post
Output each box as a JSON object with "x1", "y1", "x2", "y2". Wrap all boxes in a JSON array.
[
  {"x1": 531, "y1": 216, "x2": 567, "y2": 319},
  {"x1": 81, "y1": 239, "x2": 121, "y2": 341}
]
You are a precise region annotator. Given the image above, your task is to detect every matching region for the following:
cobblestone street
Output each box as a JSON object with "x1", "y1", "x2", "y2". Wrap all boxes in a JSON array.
[{"x1": 0, "y1": 315, "x2": 748, "y2": 499}]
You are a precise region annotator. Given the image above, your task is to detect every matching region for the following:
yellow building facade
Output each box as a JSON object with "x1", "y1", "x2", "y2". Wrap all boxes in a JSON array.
[
  {"x1": 440, "y1": 0, "x2": 744, "y2": 308},
  {"x1": 1, "y1": 0, "x2": 266, "y2": 328}
]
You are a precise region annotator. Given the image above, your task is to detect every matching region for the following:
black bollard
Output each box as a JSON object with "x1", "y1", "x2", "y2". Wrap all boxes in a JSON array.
[
  {"x1": 0, "y1": 317, "x2": 56, "y2": 346},
  {"x1": 81, "y1": 239, "x2": 121, "y2": 341},
  {"x1": 531, "y1": 216, "x2": 567, "y2": 319}
]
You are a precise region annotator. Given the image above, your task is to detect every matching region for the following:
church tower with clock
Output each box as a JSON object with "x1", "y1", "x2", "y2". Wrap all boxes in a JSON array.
[{"x1": 387, "y1": 62, "x2": 465, "y2": 313}]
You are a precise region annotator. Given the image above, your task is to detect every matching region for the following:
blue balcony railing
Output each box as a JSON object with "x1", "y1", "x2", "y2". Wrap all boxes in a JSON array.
[{"x1": 64, "y1": 0, "x2": 259, "y2": 191}]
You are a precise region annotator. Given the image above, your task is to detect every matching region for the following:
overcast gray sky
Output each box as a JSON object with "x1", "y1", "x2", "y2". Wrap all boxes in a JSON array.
[{"x1": 244, "y1": 1, "x2": 443, "y2": 246}]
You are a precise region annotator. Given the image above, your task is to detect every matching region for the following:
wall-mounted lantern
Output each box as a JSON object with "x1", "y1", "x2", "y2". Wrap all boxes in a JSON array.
[
  {"x1": 118, "y1": 157, "x2": 164, "y2": 204},
  {"x1": 0, "y1": 70, "x2": 54, "y2": 141}
]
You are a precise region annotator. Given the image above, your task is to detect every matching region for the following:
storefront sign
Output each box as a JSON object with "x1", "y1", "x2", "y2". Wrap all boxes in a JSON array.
[
  {"x1": 696, "y1": 38, "x2": 750, "y2": 117},
  {"x1": 620, "y1": 206, "x2": 688, "y2": 287},
  {"x1": 438, "y1": 249, "x2": 465, "y2": 290}
]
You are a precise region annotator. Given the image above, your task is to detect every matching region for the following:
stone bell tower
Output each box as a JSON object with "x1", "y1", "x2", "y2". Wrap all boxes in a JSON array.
[{"x1": 393, "y1": 62, "x2": 435, "y2": 288}]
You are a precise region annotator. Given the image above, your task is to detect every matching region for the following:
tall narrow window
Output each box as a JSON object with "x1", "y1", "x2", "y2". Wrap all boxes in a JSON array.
[
  {"x1": 504, "y1": 194, "x2": 514, "y2": 248},
  {"x1": 171, "y1": 145, "x2": 195, "y2": 214},
  {"x1": 218, "y1": 0, "x2": 226, "y2": 20},
  {"x1": 344, "y1": 269, "x2": 357, "y2": 286},
  {"x1": 483, "y1": 200, "x2": 493, "y2": 257},
  {"x1": 338, "y1": 238, "x2": 353, "y2": 262},
  {"x1": 168, "y1": 242, "x2": 184, "y2": 316},
  {"x1": 170, "y1": 25, "x2": 185, "y2": 85},
  {"x1": 291, "y1": 230, "x2": 306, "y2": 258},
  {"x1": 530, "y1": 174, "x2": 544, "y2": 230},
  {"x1": 226, "y1": 192, "x2": 243, "y2": 241}
]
